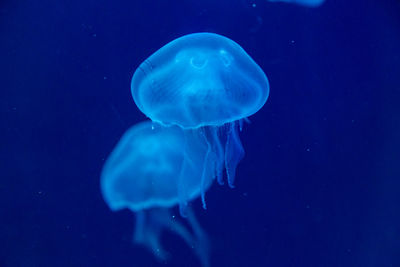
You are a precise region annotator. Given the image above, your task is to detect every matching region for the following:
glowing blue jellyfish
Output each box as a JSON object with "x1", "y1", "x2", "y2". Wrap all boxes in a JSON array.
[
  {"x1": 131, "y1": 32, "x2": 269, "y2": 211},
  {"x1": 267, "y1": 0, "x2": 325, "y2": 8},
  {"x1": 101, "y1": 121, "x2": 212, "y2": 266}
]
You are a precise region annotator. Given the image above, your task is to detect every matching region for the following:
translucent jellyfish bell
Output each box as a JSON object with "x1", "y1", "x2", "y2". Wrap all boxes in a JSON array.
[
  {"x1": 101, "y1": 121, "x2": 213, "y2": 211},
  {"x1": 131, "y1": 32, "x2": 269, "y2": 196},
  {"x1": 132, "y1": 32, "x2": 269, "y2": 128},
  {"x1": 101, "y1": 121, "x2": 212, "y2": 266}
]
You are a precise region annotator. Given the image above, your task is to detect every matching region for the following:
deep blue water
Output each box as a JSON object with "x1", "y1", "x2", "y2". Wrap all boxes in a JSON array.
[{"x1": 1, "y1": 0, "x2": 400, "y2": 266}]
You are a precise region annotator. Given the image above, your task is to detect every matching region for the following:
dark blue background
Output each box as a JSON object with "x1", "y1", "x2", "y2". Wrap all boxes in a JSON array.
[{"x1": 1, "y1": 0, "x2": 400, "y2": 266}]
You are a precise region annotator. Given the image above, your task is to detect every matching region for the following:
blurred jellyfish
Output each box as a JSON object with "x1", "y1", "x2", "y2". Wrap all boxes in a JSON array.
[
  {"x1": 267, "y1": 0, "x2": 325, "y2": 8},
  {"x1": 131, "y1": 32, "x2": 269, "y2": 212},
  {"x1": 101, "y1": 121, "x2": 212, "y2": 266}
]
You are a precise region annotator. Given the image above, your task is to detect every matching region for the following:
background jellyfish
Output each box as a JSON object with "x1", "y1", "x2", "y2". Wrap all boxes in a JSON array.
[
  {"x1": 101, "y1": 121, "x2": 212, "y2": 267},
  {"x1": 267, "y1": 0, "x2": 325, "y2": 8},
  {"x1": 131, "y1": 32, "x2": 269, "y2": 212}
]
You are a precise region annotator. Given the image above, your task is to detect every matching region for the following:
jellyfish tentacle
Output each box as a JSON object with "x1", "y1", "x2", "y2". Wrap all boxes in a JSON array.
[
  {"x1": 133, "y1": 208, "x2": 210, "y2": 267},
  {"x1": 177, "y1": 157, "x2": 190, "y2": 217},
  {"x1": 177, "y1": 132, "x2": 191, "y2": 217},
  {"x1": 167, "y1": 211, "x2": 196, "y2": 247},
  {"x1": 185, "y1": 207, "x2": 210, "y2": 267},
  {"x1": 133, "y1": 210, "x2": 170, "y2": 261},
  {"x1": 199, "y1": 128, "x2": 211, "y2": 210},
  {"x1": 158, "y1": 207, "x2": 210, "y2": 267},
  {"x1": 209, "y1": 126, "x2": 225, "y2": 185},
  {"x1": 225, "y1": 121, "x2": 245, "y2": 188},
  {"x1": 177, "y1": 130, "x2": 196, "y2": 216}
]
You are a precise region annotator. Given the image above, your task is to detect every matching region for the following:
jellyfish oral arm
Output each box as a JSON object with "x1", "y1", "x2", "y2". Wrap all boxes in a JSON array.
[
  {"x1": 133, "y1": 208, "x2": 210, "y2": 267},
  {"x1": 225, "y1": 121, "x2": 245, "y2": 188}
]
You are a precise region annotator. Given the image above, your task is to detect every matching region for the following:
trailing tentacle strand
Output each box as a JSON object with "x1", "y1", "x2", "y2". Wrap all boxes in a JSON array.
[
  {"x1": 209, "y1": 126, "x2": 225, "y2": 185},
  {"x1": 224, "y1": 121, "x2": 245, "y2": 188},
  {"x1": 199, "y1": 128, "x2": 212, "y2": 210}
]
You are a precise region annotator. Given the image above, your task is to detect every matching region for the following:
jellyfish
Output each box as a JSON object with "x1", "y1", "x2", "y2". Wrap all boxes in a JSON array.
[
  {"x1": 131, "y1": 32, "x2": 269, "y2": 212},
  {"x1": 101, "y1": 121, "x2": 212, "y2": 267},
  {"x1": 267, "y1": 0, "x2": 325, "y2": 8}
]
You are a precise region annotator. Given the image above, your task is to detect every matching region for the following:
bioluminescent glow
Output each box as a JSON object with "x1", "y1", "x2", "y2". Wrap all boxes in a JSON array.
[
  {"x1": 131, "y1": 32, "x2": 269, "y2": 214},
  {"x1": 267, "y1": 0, "x2": 325, "y2": 8},
  {"x1": 101, "y1": 121, "x2": 211, "y2": 266},
  {"x1": 102, "y1": 32, "x2": 270, "y2": 266}
]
